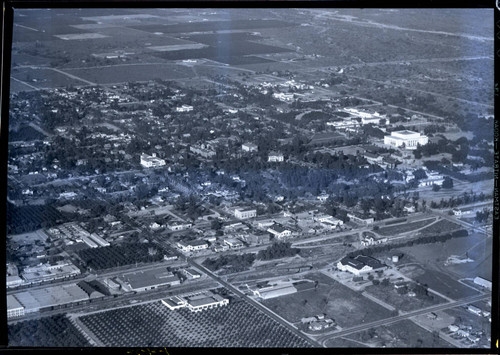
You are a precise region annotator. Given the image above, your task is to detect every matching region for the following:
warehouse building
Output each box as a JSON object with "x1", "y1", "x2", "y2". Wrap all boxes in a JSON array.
[
  {"x1": 473, "y1": 277, "x2": 492, "y2": 290},
  {"x1": 7, "y1": 295, "x2": 25, "y2": 319},
  {"x1": 234, "y1": 208, "x2": 257, "y2": 219},
  {"x1": 161, "y1": 296, "x2": 188, "y2": 310},
  {"x1": 21, "y1": 261, "x2": 81, "y2": 285},
  {"x1": 7, "y1": 275, "x2": 24, "y2": 288},
  {"x1": 186, "y1": 293, "x2": 229, "y2": 312},
  {"x1": 10, "y1": 283, "x2": 90, "y2": 314},
  {"x1": 337, "y1": 255, "x2": 386, "y2": 275},
  {"x1": 121, "y1": 269, "x2": 180, "y2": 292},
  {"x1": 161, "y1": 291, "x2": 229, "y2": 312}
]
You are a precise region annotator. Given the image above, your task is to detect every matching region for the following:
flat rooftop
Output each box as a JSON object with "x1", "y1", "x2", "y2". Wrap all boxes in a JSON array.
[
  {"x1": 394, "y1": 130, "x2": 417, "y2": 135},
  {"x1": 12, "y1": 283, "x2": 89, "y2": 311},
  {"x1": 123, "y1": 269, "x2": 179, "y2": 289},
  {"x1": 7, "y1": 294, "x2": 24, "y2": 310}
]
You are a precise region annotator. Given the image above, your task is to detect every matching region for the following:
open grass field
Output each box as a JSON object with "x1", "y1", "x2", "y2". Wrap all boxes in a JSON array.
[
  {"x1": 398, "y1": 231, "x2": 492, "y2": 279},
  {"x1": 78, "y1": 299, "x2": 312, "y2": 347},
  {"x1": 377, "y1": 218, "x2": 436, "y2": 236},
  {"x1": 343, "y1": 319, "x2": 452, "y2": 348},
  {"x1": 65, "y1": 63, "x2": 195, "y2": 84},
  {"x1": 11, "y1": 68, "x2": 85, "y2": 88},
  {"x1": 398, "y1": 264, "x2": 479, "y2": 299},
  {"x1": 364, "y1": 282, "x2": 446, "y2": 312},
  {"x1": 129, "y1": 19, "x2": 295, "y2": 34},
  {"x1": 418, "y1": 219, "x2": 462, "y2": 237},
  {"x1": 262, "y1": 272, "x2": 393, "y2": 328},
  {"x1": 9, "y1": 78, "x2": 37, "y2": 93}
]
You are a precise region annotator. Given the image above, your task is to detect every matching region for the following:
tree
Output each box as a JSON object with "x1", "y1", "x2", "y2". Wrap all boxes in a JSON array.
[
  {"x1": 432, "y1": 184, "x2": 441, "y2": 192},
  {"x1": 211, "y1": 219, "x2": 222, "y2": 230},
  {"x1": 442, "y1": 176, "x2": 453, "y2": 189}
]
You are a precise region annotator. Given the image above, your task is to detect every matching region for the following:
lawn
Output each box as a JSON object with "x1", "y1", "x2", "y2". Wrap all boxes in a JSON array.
[
  {"x1": 364, "y1": 282, "x2": 447, "y2": 312},
  {"x1": 398, "y1": 231, "x2": 492, "y2": 279},
  {"x1": 418, "y1": 219, "x2": 462, "y2": 237},
  {"x1": 65, "y1": 63, "x2": 195, "y2": 84},
  {"x1": 262, "y1": 272, "x2": 393, "y2": 328},
  {"x1": 377, "y1": 218, "x2": 435, "y2": 236},
  {"x1": 400, "y1": 265, "x2": 479, "y2": 299}
]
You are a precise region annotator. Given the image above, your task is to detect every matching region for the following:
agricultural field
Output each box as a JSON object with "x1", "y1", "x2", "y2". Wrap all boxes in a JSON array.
[
  {"x1": 377, "y1": 218, "x2": 436, "y2": 236},
  {"x1": 6, "y1": 202, "x2": 66, "y2": 235},
  {"x1": 78, "y1": 299, "x2": 312, "y2": 347},
  {"x1": 340, "y1": 319, "x2": 452, "y2": 348},
  {"x1": 76, "y1": 243, "x2": 165, "y2": 271},
  {"x1": 8, "y1": 314, "x2": 90, "y2": 347},
  {"x1": 262, "y1": 272, "x2": 393, "y2": 327}
]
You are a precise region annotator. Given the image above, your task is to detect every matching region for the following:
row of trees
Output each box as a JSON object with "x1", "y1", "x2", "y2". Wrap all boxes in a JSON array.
[
  {"x1": 256, "y1": 242, "x2": 300, "y2": 261},
  {"x1": 348, "y1": 229, "x2": 468, "y2": 258},
  {"x1": 429, "y1": 191, "x2": 490, "y2": 209},
  {"x1": 202, "y1": 253, "x2": 256, "y2": 273}
]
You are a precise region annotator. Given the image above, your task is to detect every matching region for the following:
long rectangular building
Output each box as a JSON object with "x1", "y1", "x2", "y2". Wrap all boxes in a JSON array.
[
  {"x1": 7, "y1": 295, "x2": 25, "y2": 319},
  {"x1": 121, "y1": 269, "x2": 180, "y2": 292},
  {"x1": 9, "y1": 283, "x2": 90, "y2": 315}
]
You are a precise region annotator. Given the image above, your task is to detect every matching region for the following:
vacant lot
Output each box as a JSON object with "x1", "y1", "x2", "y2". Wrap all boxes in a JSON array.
[
  {"x1": 79, "y1": 300, "x2": 312, "y2": 347},
  {"x1": 364, "y1": 282, "x2": 446, "y2": 312},
  {"x1": 418, "y1": 219, "x2": 462, "y2": 237},
  {"x1": 399, "y1": 231, "x2": 492, "y2": 279},
  {"x1": 129, "y1": 19, "x2": 295, "y2": 34},
  {"x1": 11, "y1": 68, "x2": 85, "y2": 88},
  {"x1": 262, "y1": 272, "x2": 392, "y2": 328},
  {"x1": 65, "y1": 63, "x2": 195, "y2": 84},
  {"x1": 377, "y1": 218, "x2": 436, "y2": 236},
  {"x1": 399, "y1": 265, "x2": 479, "y2": 299}
]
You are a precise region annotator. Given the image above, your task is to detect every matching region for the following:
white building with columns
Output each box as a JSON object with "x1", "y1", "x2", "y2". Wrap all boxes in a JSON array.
[{"x1": 384, "y1": 130, "x2": 428, "y2": 150}]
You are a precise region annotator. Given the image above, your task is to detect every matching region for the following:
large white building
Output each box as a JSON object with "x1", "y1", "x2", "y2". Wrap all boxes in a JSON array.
[
  {"x1": 177, "y1": 240, "x2": 209, "y2": 253},
  {"x1": 242, "y1": 143, "x2": 258, "y2": 152},
  {"x1": 384, "y1": 130, "x2": 428, "y2": 150},
  {"x1": 337, "y1": 255, "x2": 385, "y2": 275},
  {"x1": 140, "y1": 153, "x2": 166, "y2": 168},
  {"x1": 268, "y1": 152, "x2": 284, "y2": 162},
  {"x1": 267, "y1": 224, "x2": 292, "y2": 239},
  {"x1": 162, "y1": 291, "x2": 229, "y2": 312},
  {"x1": 418, "y1": 172, "x2": 444, "y2": 187},
  {"x1": 234, "y1": 208, "x2": 257, "y2": 219},
  {"x1": 7, "y1": 295, "x2": 25, "y2": 319},
  {"x1": 315, "y1": 215, "x2": 344, "y2": 228},
  {"x1": 473, "y1": 276, "x2": 492, "y2": 290}
]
